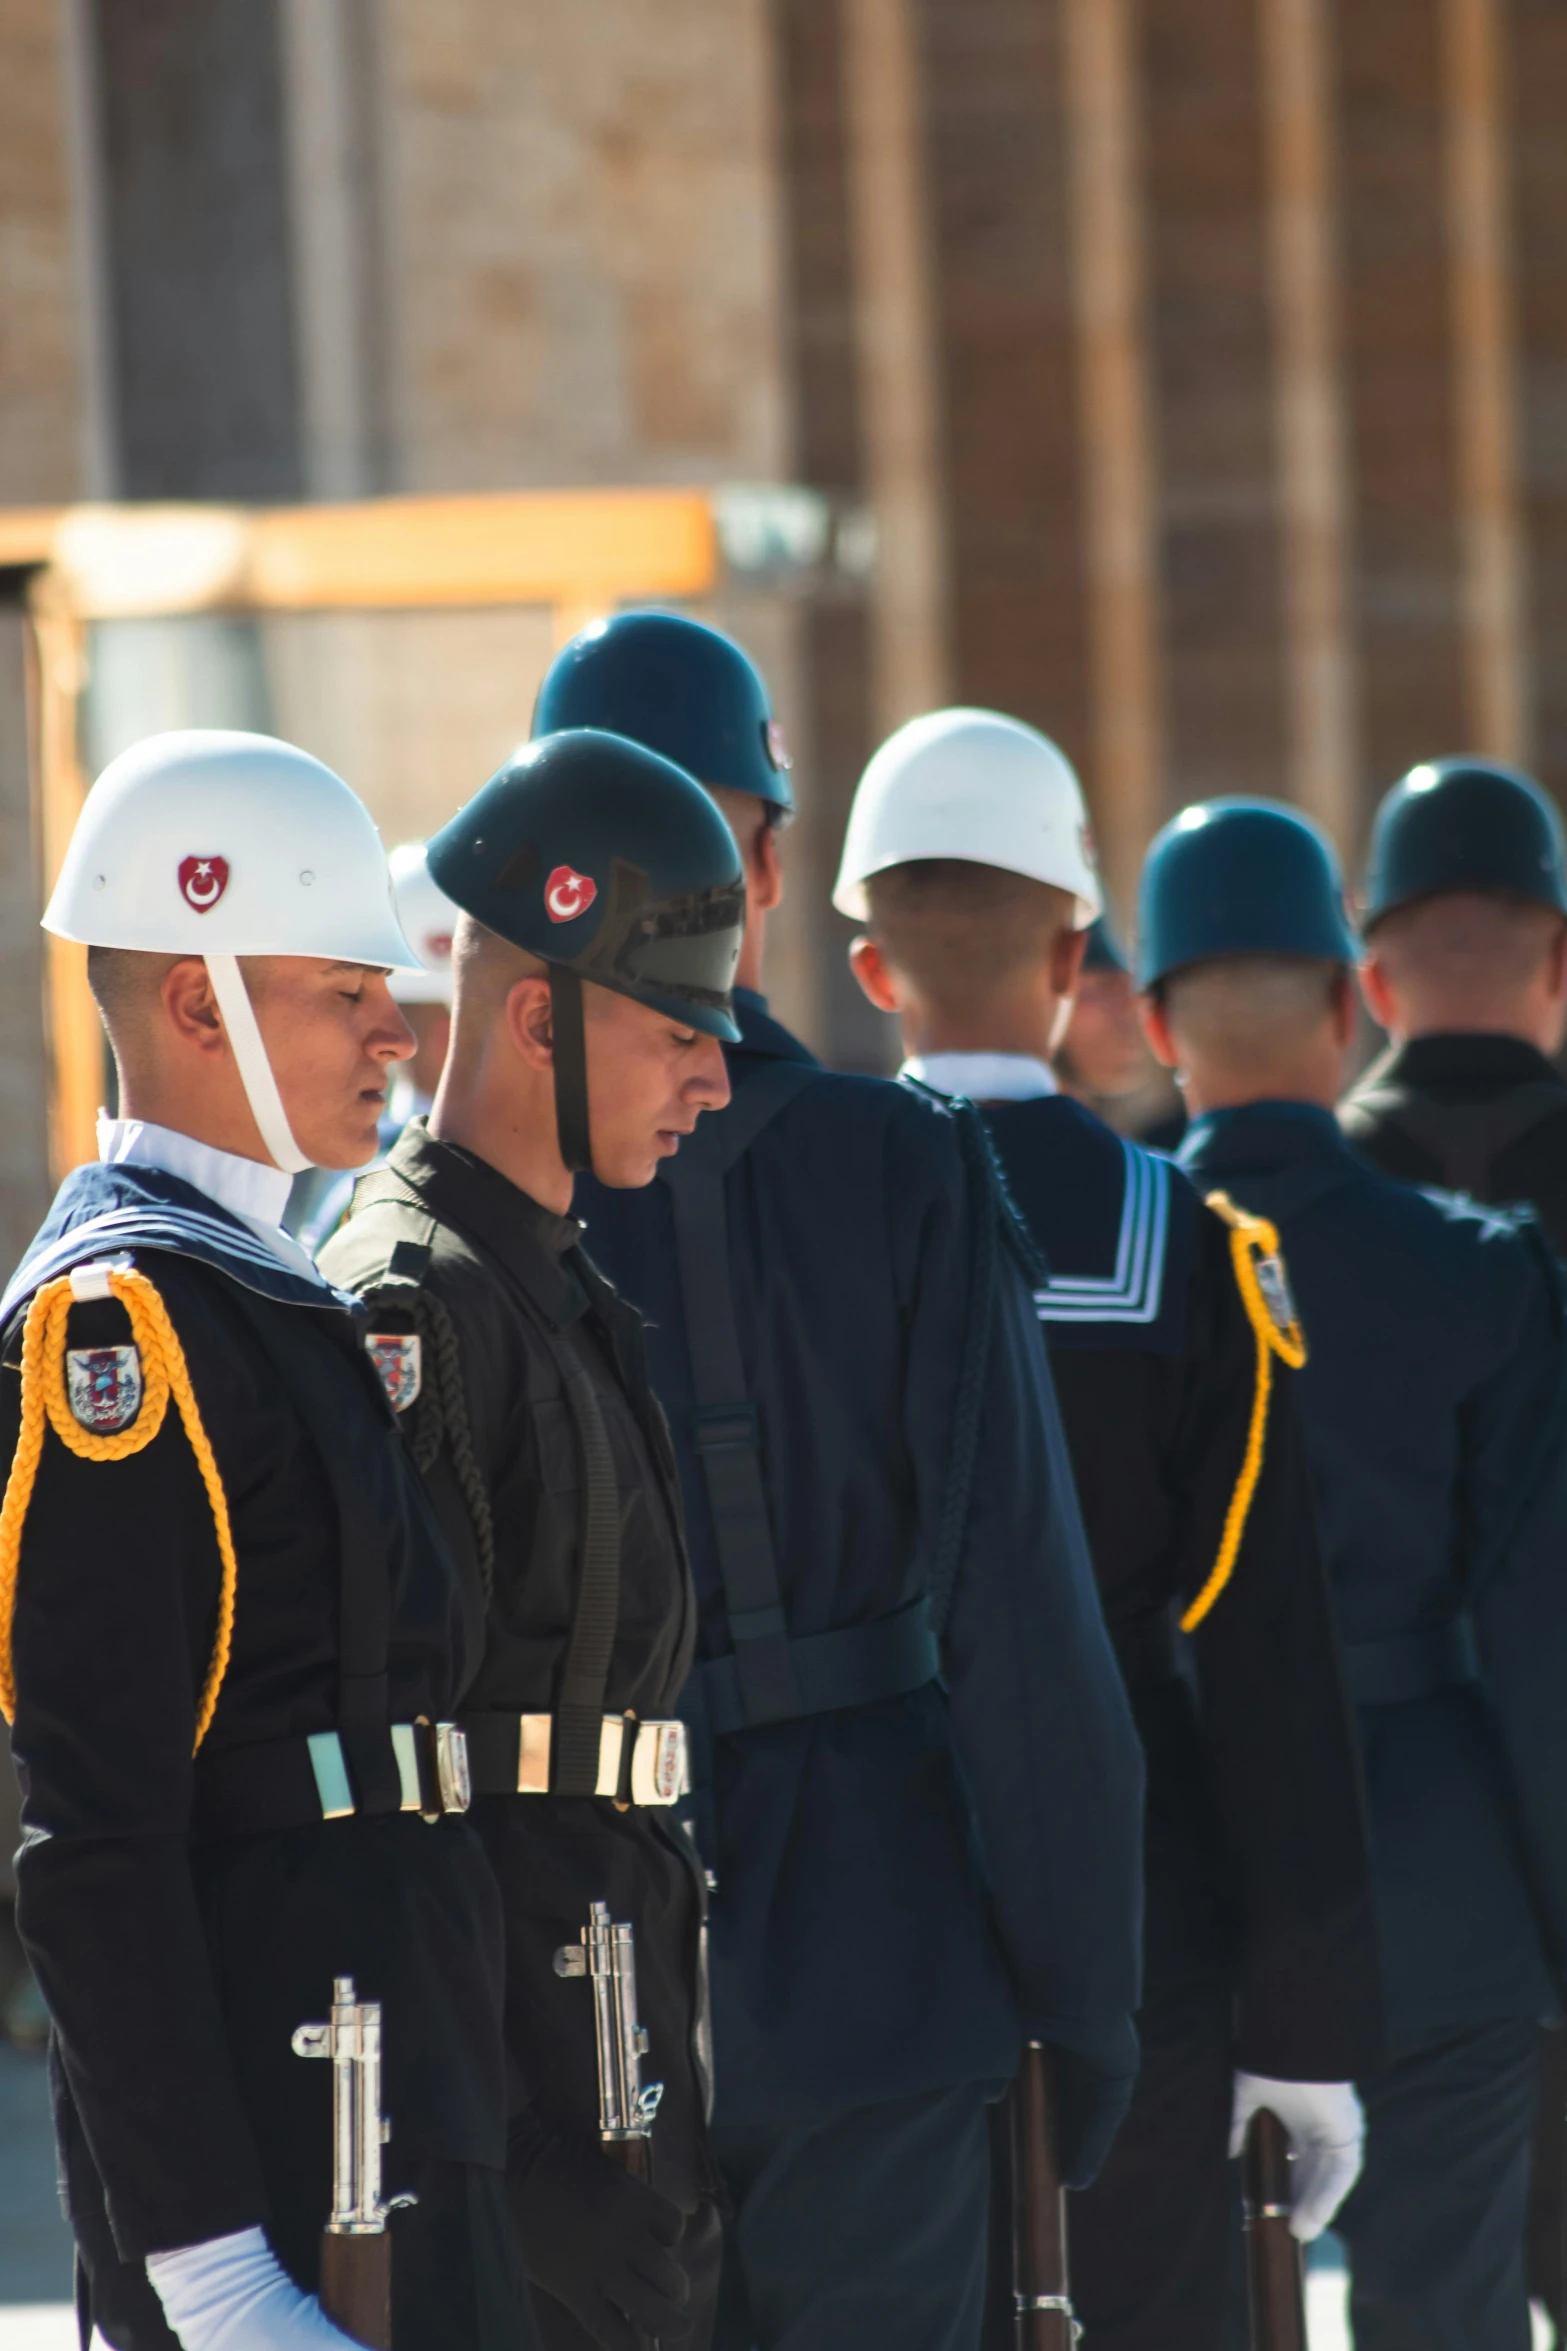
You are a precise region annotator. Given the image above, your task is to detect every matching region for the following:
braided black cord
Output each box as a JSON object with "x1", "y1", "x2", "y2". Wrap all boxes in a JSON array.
[
  {"x1": 377, "y1": 1285, "x2": 496, "y2": 1605},
  {"x1": 927, "y1": 1099, "x2": 1001, "y2": 1641}
]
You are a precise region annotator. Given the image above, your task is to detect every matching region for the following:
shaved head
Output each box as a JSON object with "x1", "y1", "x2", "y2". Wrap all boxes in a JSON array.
[
  {"x1": 1360, "y1": 890, "x2": 1567, "y2": 1054},
  {"x1": 864, "y1": 861, "x2": 1079, "y2": 1017},
  {"x1": 449, "y1": 912, "x2": 548, "y2": 1026},
  {"x1": 1370, "y1": 892, "x2": 1563, "y2": 996},
  {"x1": 1162, "y1": 957, "x2": 1341, "y2": 1065},
  {"x1": 88, "y1": 945, "x2": 183, "y2": 1068}
]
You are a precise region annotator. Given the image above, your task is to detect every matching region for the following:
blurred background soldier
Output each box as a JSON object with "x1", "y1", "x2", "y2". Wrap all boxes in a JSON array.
[
  {"x1": 0, "y1": 732, "x2": 523, "y2": 2351},
  {"x1": 324, "y1": 730, "x2": 742, "y2": 2351},
  {"x1": 841, "y1": 709, "x2": 1380, "y2": 2351},
  {"x1": 1341, "y1": 759, "x2": 1567, "y2": 1243},
  {"x1": 289, "y1": 842, "x2": 459, "y2": 1256},
  {"x1": 1340, "y1": 757, "x2": 1567, "y2": 2334},
  {"x1": 1142, "y1": 799, "x2": 1567, "y2": 2351},
  {"x1": 1052, "y1": 916, "x2": 1154, "y2": 1111},
  {"x1": 544, "y1": 615, "x2": 1145, "y2": 2351}
]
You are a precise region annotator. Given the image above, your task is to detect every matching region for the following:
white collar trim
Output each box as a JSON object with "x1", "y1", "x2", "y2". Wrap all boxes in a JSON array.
[
  {"x1": 901, "y1": 1051, "x2": 1058, "y2": 1103},
  {"x1": 96, "y1": 1116, "x2": 318, "y2": 1280}
]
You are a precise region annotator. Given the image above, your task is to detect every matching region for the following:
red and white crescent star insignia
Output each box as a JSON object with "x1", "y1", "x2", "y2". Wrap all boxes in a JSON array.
[
  {"x1": 178, "y1": 855, "x2": 230, "y2": 913},
  {"x1": 545, "y1": 865, "x2": 597, "y2": 923}
]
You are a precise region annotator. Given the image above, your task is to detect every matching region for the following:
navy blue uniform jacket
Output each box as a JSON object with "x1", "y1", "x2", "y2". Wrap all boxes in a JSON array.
[
  {"x1": 982, "y1": 1092, "x2": 1380, "y2": 2082},
  {"x1": 1179, "y1": 1102, "x2": 1567, "y2": 2050},
  {"x1": 577, "y1": 993, "x2": 1144, "y2": 2130}
]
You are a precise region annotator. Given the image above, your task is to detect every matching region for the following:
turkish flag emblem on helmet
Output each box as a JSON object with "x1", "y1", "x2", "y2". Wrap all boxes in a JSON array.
[
  {"x1": 178, "y1": 856, "x2": 230, "y2": 913},
  {"x1": 545, "y1": 865, "x2": 597, "y2": 923}
]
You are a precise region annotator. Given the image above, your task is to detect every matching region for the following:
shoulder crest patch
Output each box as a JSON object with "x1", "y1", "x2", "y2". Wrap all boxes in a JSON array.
[
  {"x1": 366, "y1": 1331, "x2": 422, "y2": 1412},
  {"x1": 1253, "y1": 1249, "x2": 1298, "y2": 1336},
  {"x1": 66, "y1": 1344, "x2": 143, "y2": 1433}
]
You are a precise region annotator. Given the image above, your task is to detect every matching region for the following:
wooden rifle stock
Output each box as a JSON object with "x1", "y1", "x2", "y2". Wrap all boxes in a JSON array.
[
  {"x1": 1010, "y1": 2042, "x2": 1077, "y2": 2349},
  {"x1": 1243, "y1": 2108, "x2": 1307, "y2": 2351},
  {"x1": 318, "y1": 2231, "x2": 391, "y2": 2351}
]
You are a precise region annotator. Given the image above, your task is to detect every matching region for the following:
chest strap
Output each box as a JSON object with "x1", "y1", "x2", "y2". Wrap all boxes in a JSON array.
[{"x1": 658, "y1": 1061, "x2": 824, "y2": 1729}]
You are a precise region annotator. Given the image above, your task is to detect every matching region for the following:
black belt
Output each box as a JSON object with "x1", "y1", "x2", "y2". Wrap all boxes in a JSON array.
[
  {"x1": 682, "y1": 1596, "x2": 941, "y2": 1740},
  {"x1": 192, "y1": 1722, "x2": 470, "y2": 1838},
  {"x1": 1343, "y1": 1617, "x2": 1480, "y2": 1707}
]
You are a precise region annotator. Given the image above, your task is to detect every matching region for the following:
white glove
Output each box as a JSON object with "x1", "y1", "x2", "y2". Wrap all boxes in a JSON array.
[
  {"x1": 146, "y1": 2227, "x2": 358, "y2": 2350},
  {"x1": 1229, "y1": 2072, "x2": 1365, "y2": 2242}
]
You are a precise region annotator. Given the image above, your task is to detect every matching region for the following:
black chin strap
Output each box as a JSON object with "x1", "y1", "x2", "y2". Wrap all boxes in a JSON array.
[{"x1": 549, "y1": 964, "x2": 594, "y2": 1175}]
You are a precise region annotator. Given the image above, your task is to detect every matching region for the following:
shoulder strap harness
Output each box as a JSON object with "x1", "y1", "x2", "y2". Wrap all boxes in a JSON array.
[
  {"x1": 1180, "y1": 1193, "x2": 1308, "y2": 1634},
  {"x1": 0, "y1": 1265, "x2": 238, "y2": 1748}
]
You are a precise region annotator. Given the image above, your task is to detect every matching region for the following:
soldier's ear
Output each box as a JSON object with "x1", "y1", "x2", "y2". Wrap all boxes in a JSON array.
[
  {"x1": 848, "y1": 934, "x2": 901, "y2": 1013},
  {"x1": 503, "y1": 971, "x2": 557, "y2": 1074},
  {"x1": 1356, "y1": 954, "x2": 1397, "y2": 1035},
  {"x1": 1138, "y1": 990, "x2": 1178, "y2": 1070},
  {"x1": 162, "y1": 957, "x2": 227, "y2": 1054}
]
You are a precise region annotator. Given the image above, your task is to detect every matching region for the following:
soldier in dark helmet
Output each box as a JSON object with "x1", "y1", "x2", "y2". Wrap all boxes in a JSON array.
[
  {"x1": 321, "y1": 726, "x2": 740, "y2": 2351},
  {"x1": 1341, "y1": 758, "x2": 1567, "y2": 1245},
  {"x1": 1339, "y1": 756, "x2": 1567, "y2": 2330},
  {"x1": 1143, "y1": 798, "x2": 1567, "y2": 2351},
  {"x1": 542, "y1": 613, "x2": 1145, "y2": 2351}
]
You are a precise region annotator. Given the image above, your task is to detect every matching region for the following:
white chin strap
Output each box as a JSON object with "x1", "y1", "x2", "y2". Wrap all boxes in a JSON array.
[{"x1": 204, "y1": 953, "x2": 315, "y2": 1176}]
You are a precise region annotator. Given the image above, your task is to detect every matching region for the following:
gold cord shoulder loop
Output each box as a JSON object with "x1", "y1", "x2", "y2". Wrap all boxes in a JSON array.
[
  {"x1": 1180, "y1": 1190, "x2": 1309, "y2": 1634},
  {"x1": 0, "y1": 1267, "x2": 238, "y2": 1747}
]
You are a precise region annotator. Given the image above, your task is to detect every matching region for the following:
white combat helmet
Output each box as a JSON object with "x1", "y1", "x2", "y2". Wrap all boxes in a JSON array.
[
  {"x1": 386, "y1": 842, "x2": 458, "y2": 1005},
  {"x1": 833, "y1": 707, "x2": 1103, "y2": 928},
  {"x1": 44, "y1": 729, "x2": 417, "y2": 1176}
]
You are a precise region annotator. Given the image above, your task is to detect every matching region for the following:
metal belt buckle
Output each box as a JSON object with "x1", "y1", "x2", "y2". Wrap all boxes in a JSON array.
[
  {"x1": 433, "y1": 1723, "x2": 470, "y2": 1816},
  {"x1": 630, "y1": 1720, "x2": 689, "y2": 1807}
]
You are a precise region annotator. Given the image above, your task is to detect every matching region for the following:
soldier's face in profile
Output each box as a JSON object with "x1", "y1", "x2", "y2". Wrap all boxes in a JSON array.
[
  {"x1": 581, "y1": 983, "x2": 731, "y2": 1188},
  {"x1": 243, "y1": 955, "x2": 416, "y2": 1168}
]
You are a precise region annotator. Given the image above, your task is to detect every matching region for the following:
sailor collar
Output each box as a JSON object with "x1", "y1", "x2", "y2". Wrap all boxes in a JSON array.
[
  {"x1": 380, "y1": 1121, "x2": 590, "y2": 1327},
  {"x1": 1, "y1": 1159, "x2": 359, "y2": 1330}
]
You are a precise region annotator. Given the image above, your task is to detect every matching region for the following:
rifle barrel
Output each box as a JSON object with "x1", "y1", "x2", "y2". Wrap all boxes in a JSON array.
[
  {"x1": 1011, "y1": 2042, "x2": 1077, "y2": 2350},
  {"x1": 1243, "y1": 2108, "x2": 1308, "y2": 2351}
]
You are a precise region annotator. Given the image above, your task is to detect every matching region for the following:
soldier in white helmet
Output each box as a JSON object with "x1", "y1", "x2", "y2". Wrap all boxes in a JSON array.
[
  {"x1": 288, "y1": 843, "x2": 458, "y2": 1255},
  {"x1": 842, "y1": 710, "x2": 1380, "y2": 2351},
  {"x1": 0, "y1": 732, "x2": 530, "y2": 2350}
]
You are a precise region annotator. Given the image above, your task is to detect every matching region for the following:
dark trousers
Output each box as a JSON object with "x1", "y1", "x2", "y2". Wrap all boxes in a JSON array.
[
  {"x1": 1336, "y1": 2019, "x2": 1541, "y2": 2351},
  {"x1": 74, "y1": 2159, "x2": 535, "y2": 2351},
  {"x1": 710, "y1": 2083, "x2": 992, "y2": 2351},
  {"x1": 983, "y1": 1971, "x2": 1233, "y2": 2351}
]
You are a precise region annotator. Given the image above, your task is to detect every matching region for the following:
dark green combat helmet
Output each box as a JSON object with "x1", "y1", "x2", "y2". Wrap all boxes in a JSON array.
[
  {"x1": 428, "y1": 728, "x2": 745, "y2": 1171},
  {"x1": 1136, "y1": 799, "x2": 1356, "y2": 989},
  {"x1": 1362, "y1": 757, "x2": 1567, "y2": 933},
  {"x1": 533, "y1": 610, "x2": 794, "y2": 817}
]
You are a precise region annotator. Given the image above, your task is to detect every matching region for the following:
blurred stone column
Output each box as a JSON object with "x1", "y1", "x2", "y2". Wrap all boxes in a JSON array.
[
  {"x1": 1260, "y1": 0, "x2": 1358, "y2": 848},
  {"x1": 842, "y1": 0, "x2": 951, "y2": 734},
  {"x1": 1442, "y1": 0, "x2": 1529, "y2": 765},
  {"x1": 1060, "y1": 0, "x2": 1163, "y2": 918}
]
